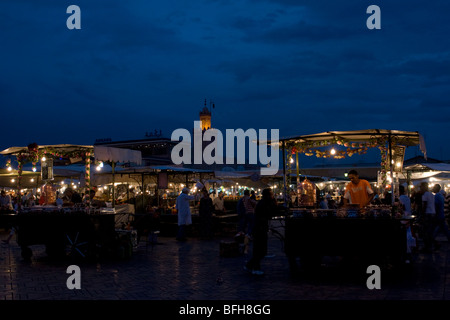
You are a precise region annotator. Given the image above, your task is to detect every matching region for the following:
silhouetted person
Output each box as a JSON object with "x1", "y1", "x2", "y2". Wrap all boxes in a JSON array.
[
  {"x1": 244, "y1": 188, "x2": 278, "y2": 275},
  {"x1": 199, "y1": 188, "x2": 213, "y2": 239}
]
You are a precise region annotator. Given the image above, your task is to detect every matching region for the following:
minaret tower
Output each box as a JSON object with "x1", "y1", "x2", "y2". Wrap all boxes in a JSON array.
[{"x1": 199, "y1": 99, "x2": 212, "y2": 131}]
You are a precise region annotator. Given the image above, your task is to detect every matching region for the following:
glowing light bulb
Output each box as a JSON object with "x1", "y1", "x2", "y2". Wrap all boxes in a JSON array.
[{"x1": 330, "y1": 148, "x2": 336, "y2": 155}]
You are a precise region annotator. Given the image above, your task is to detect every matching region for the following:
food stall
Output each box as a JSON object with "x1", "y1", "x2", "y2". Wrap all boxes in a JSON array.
[
  {"x1": 0, "y1": 144, "x2": 141, "y2": 261},
  {"x1": 269, "y1": 129, "x2": 427, "y2": 270}
]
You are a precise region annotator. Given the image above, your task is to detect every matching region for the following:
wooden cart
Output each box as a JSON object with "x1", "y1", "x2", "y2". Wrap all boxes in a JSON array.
[
  {"x1": 15, "y1": 211, "x2": 118, "y2": 261},
  {"x1": 283, "y1": 212, "x2": 410, "y2": 271}
]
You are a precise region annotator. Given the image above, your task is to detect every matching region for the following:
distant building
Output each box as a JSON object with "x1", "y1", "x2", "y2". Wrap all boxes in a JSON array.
[
  {"x1": 94, "y1": 136, "x2": 176, "y2": 166},
  {"x1": 94, "y1": 101, "x2": 262, "y2": 172}
]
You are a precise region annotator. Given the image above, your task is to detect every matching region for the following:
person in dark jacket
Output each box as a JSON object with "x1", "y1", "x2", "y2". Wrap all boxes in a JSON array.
[
  {"x1": 199, "y1": 188, "x2": 214, "y2": 239},
  {"x1": 244, "y1": 188, "x2": 278, "y2": 275}
]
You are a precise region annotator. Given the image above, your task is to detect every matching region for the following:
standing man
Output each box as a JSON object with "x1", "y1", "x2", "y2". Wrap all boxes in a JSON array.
[
  {"x1": 420, "y1": 182, "x2": 437, "y2": 252},
  {"x1": 199, "y1": 188, "x2": 214, "y2": 239},
  {"x1": 213, "y1": 191, "x2": 226, "y2": 214},
  {"x1": 343, "y1": 170, "x2": 375, "y2": 208},
  {"x1": 244, "y1": 188, "x2": 278, "y2": 275},
  {"x1": 175, "y1": 188, "x2": 195, "y2": 241},
  {"x1": 242, "y1": 189, "x2": 257, "y2": 238},
  {"x1": 432, "y1": 184, "x2": 450, "y2": 246},
  {"x1": 445, "y1": 189, "x2": 450, "y2": 220}
]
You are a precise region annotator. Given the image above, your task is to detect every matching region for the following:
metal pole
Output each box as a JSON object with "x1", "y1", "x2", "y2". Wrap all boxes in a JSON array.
[
  {"x1": 388, "y1": 133, "x2": 394, "y2": 207},
  {"x1": 296, "y1": 151, "x2": 300, "y2": 207},
  {"x1": 282, "y1": 141, "x2": 287, "y2": 207},
  {"x1": 142, "y1": 173, "x2": 144, "y2": 213},
  {"x1": 112, "y1": 161, "x2": 116, "y2": 208},
  {"x1": 406, "y1": 170, "x2": 411, "y2": 197}
]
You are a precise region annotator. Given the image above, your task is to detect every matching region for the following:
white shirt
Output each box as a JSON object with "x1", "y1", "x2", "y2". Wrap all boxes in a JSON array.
[
  {"x1": 422, "y1": 191, "x2": 436, "y2": 215},
  {"x1": 399, "y1": 195, "x2": 411, "y2": 216},
  {"x1": 213, "y1": 196, "x2": 225, "y2": 211},
  {"x1": 176, "y1": 192, "x2": 195, "y2": 225}
]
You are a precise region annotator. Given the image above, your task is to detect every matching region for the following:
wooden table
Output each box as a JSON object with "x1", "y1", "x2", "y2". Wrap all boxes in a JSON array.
[
  {"x1": 13, "y1": 211, "x2": 117, "y2": 261},
  {"x1": 284, "y1": 215, "x2": 409, "y2": 269}
]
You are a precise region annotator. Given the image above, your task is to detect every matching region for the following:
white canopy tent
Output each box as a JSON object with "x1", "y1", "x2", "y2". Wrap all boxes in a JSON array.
[
  {"x1": 402, "y1": 162, "x2": 450, "y2": 191},
  {"x1": 93, "y1": 146, "x2": 142, "y2": 207}
]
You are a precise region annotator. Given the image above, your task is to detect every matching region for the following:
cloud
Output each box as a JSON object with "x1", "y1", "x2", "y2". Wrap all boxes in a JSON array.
[{"x1": 1, "y1": 0, "x2": 450, "y2": 160}]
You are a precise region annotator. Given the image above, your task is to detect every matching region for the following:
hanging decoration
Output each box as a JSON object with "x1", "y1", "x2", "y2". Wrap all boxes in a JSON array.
[
  {"x1": 288, "y1": 137, "x2": 385, "y2": 159},
  {"x1": 378, "y1": 145, "x2": 388, "y2": 188},
  {"x1": 6, "y1": 158, "x2": 12, "y2": 171},
  {"x1": 85, "y1": 151, "x2": 91, "y2": 195},
  {"x1": 286, "y1": 136, "x2": 388, "y2": 160},
  {"x1": 286, "y1": 152, "x2": 293, "y2": 188},
  {"x1": 286, "y1": 136, "x2": 391, "y2": 193}
]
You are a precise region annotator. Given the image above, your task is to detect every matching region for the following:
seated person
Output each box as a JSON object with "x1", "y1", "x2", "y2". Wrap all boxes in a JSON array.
[
  {"x1": 318, "y1": 197, "x2": 328, "y2": 209},
  {"x1": 0, "y1": 190, "x2": 13, "y2": 211},
  {"x1": 62, "y1": 188, "x2": 82, "y2": 206},
  {"x1": 88, "y1": 189, "x2": 106, "y2": 208}
]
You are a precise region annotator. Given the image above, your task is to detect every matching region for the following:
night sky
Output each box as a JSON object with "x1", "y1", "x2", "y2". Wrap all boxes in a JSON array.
[{"x1": 1, "y1": 0, "x2": 449, "y2": 166}]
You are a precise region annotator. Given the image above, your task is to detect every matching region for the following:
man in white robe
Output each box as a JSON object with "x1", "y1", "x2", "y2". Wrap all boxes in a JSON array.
[{"x1": 176, "y1": 188, "x2": 195, "y2": 241}]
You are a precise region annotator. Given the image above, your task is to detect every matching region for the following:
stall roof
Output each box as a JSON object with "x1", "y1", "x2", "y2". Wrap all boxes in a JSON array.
[
  {"x1": 266, "y1": 129, "x2": 426, "y2": 153},
  {"x1": 279, "y1": 129, "x2": 422, "y2": 144},
  {"x1": 94, "y1": 146, "x2": 142, "y2": 165},
  {"x1": 404, "y1": 162, "x2": 450, "y2": 172}
]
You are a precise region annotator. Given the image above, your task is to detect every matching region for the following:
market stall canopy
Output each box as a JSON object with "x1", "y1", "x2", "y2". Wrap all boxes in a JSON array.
[
  {"x1": 265, "y1": 129, "x2": 427, "y2": 157},
  {"x1": 402, "y1": 162, "x2": 450, "y2": 181},
  {"x1": 409, "y1": 172, "x2": 450, "y2": 186},
  {"x1": 404, "y1": 162, "x2": 450, "y2": 172},
  {"x1": 94, "y1": 146, "x2": 142, "y2": 165},
  {"x1": 278, "y1": 129, "x2": 423, "y2": 145}
]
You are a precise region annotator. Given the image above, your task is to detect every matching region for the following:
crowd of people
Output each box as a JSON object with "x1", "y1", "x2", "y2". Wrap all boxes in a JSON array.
[
  {"x1": 406, "y1": 182, "x2": 450, "y2": 253},
  {"x1": 0, "y1": 186, "x2": 111, "y2": 213}
]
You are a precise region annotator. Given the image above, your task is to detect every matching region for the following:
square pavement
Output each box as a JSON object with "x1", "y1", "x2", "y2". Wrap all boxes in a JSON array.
[{"x1": 1, "y1": 227, "x2": 450, "y2": 301}]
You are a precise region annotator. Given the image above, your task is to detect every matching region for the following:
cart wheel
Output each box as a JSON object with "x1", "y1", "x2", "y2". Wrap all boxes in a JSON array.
[{"x1": 65, "y1": 231, "x2": 92, "y2": 260}]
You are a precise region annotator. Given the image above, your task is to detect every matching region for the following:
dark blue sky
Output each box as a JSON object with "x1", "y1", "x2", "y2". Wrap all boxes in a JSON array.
[{"x1": 1, "y1": 0, "x2": 449, "y2": 164}]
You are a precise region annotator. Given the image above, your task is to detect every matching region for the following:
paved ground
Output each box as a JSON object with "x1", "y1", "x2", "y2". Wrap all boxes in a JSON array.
[{"x1": 1, "y1": 223, "x2": 450, "y2": 302}]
